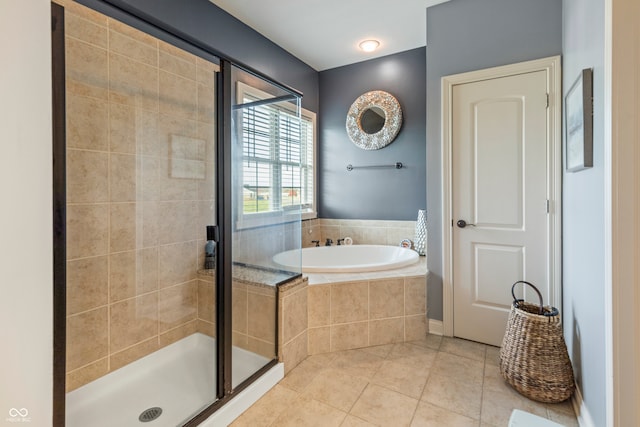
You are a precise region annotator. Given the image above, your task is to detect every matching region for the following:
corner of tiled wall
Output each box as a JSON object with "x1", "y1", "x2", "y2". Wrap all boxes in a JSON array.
[
  {"x1": 301, "y1": 218, "x2": 322, "y2": 248},
  {"x1": 278, "y1": 277, "x2": 309, "y2": 374},
  {"x1": 197, "y1": 270, "x2": 216, "y2": 337}
]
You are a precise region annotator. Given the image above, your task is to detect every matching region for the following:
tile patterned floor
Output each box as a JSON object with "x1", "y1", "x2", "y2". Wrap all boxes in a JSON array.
[{"x1": 231, "y1": 335, "x2": 579, "y2": 427}]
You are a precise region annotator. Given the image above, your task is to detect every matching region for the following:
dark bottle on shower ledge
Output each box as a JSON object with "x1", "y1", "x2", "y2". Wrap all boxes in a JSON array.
[{"x1": 204, "y1": 225, "x2": 216, "y2": 270}]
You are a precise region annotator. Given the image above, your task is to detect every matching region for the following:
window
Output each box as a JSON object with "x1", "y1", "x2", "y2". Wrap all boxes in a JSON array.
[{"x1": 236, "y1": 82, "x2": 316, "y2": 227}]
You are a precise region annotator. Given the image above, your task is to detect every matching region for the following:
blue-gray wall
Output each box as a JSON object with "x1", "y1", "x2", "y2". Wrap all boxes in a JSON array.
[
  {"x1": 562, "y1": 0, "x2": 606, "y2": 424},
  {"x1": 425, "y1": 0, "x2": 562, "y2": 321},
  {"x1": 318, "y1": 48, "x2": 426, "y2": 220},
  {"x1": 79, "y1": 0, "x2": 319, "y2": 112}
]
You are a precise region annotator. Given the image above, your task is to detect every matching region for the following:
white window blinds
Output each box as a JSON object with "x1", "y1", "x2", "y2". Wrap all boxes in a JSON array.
[{"x1": 238, "y1": 83, "x2": 316, "y2": 222}]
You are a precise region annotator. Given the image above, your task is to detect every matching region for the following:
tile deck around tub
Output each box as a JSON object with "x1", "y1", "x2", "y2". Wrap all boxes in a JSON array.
[
  {"x1": 304, "y1": 257, "x2": 427, "y2": 285},
  {"x1": 231, "y1": 335, "x2": 578, "y2": 427}
]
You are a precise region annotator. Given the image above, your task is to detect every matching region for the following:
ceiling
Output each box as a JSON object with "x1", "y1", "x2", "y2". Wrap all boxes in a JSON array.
[{"x1": 209, "y1": 0, "x2": 449, "y2": 71}]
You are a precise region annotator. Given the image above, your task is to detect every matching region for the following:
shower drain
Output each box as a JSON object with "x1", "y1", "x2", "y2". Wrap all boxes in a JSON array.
[{"x1": 138, "y1": 407, "x2": 163, "y2": 423}]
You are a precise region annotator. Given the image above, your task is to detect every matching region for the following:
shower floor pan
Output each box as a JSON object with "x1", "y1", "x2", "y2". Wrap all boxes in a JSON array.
[{"x1": 66, "y1": 333, "x2": 270, "y2": 427}]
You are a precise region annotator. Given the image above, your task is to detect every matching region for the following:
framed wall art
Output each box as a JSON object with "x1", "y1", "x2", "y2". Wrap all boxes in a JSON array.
[{"x1": 565, "y1": 68, "x2": 593, "y2": 172}]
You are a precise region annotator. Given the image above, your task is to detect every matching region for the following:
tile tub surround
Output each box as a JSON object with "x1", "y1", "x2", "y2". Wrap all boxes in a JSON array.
[
  {"x1": 305, "y1": 259, "x2": 428, "y2": 354},
  {"x1": 62, "y1": 1, "x2": 218, "y2": 391},
  {"x1": 230, "y1": 335, "x2": 579, "y2": 427},
  {"x1": 302, "y1": 218, "x2": 418, "y2": 248}
]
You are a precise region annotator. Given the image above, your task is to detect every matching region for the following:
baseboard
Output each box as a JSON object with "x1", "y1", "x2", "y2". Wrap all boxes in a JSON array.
[
  {"x1": 428, "y1": 319, "x2": 443, "y2": 336},
  {"x1": 571, "y1": 384, "x2": 596, "y2": 427}
]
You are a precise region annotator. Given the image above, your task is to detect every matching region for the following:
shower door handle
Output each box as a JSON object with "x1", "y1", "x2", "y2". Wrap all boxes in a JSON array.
[{"x1": 209, "y1": 225, "x2": 220, "y2": 242}]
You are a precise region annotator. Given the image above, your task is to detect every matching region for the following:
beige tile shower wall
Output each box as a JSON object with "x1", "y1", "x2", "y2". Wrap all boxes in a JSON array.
[
  {"x1": 232, "y1": 280, "x2": 278, "y2": 359},
  {"x1": 302, "y1": 218, "x2": 416, "y2": 248},
  {"x1": 306, "y1": 275, "x2": 427, "y2": 355},
  {"x1": 197, "y1": 271, "x2": 216, "y2": 338},
  {"x1": 63, "y1": 2, "x2": 219, "y2": 392}
]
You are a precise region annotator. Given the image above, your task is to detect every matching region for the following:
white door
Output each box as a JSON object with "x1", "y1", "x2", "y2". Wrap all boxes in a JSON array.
[{"x1": 452, "y1": 70, "x2": 550, "y2": 346}]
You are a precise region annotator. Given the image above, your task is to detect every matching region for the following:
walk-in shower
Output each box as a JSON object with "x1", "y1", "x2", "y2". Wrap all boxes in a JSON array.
[{"x1": 52, "y1": 1, "x2": 303, "y2": 425}]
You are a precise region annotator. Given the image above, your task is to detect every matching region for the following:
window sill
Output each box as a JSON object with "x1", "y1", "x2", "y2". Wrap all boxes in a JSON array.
[{"x1": 236, "y1": 209, "x2": 316, "y2": 230}]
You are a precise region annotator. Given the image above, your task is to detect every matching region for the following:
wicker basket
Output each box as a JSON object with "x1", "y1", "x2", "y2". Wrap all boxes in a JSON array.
[{"x1": 499, "y1": 281, "x2": 575, "y2": 403}]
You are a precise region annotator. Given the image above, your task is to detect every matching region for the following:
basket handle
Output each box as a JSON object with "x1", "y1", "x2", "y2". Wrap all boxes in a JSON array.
[{"x1": 511, "y1": 280, "x2": 544, "y2": 315}]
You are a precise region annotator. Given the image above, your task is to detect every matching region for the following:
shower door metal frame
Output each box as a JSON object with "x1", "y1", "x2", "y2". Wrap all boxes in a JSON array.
[
  {"x1": 51, "y1": 4, "x2": 67, "y2": 426},
  {"x1": 216, "y1": 59, "x2": 234, "y2": 400},
  {"x1": 51, "y1": 1, "x2": 301, "y2": 425}
]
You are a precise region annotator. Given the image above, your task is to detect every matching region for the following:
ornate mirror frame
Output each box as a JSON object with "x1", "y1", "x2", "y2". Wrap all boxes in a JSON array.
[{"x1": 345, "y1": 90, "x2": 402, "y2": 150}]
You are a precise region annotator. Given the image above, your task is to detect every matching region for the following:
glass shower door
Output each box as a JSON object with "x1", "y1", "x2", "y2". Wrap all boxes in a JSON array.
[
  {"x1": 227, "y1": 64, "x2": 303, "y2": 388},
  {"x1": 60, "y1": 3, "x2": 220, "y2": 426}
]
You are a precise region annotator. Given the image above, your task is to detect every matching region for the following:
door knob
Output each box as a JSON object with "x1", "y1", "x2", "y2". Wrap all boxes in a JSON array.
[{"x1": 456, "y1": 219, "x2": 476, "y2": 228}]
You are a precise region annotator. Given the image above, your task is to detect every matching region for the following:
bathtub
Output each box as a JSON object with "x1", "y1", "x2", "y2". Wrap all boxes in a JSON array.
[{"x1": 273, "y1": 244, "x2": 419, "y2": 273}]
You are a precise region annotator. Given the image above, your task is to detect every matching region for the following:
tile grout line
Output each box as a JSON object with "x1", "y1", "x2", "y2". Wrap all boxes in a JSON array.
[
  {"x1": 106, "y1": 17, "x2": 112, "y2": 375},
  {"x1": 329, "y1": 284, "x2": 332, "y2": 352},
  {"x1": 366, "y1": 280, "x2": 370, "y2": 347},
  {"x1": 478, "y1": 345, "x2": 487, "y2": 425}
]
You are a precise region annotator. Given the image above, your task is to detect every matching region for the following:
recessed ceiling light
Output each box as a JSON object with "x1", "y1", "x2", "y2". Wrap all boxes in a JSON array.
[{"x1": 359, "y1": 39, "x2": 380, "y2": 52}]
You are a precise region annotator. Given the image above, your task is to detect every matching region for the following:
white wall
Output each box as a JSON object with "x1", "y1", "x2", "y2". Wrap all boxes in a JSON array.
[
  {"x1": 562, "y1": 0, "x2": 607, "y2": 425},
  {"x1": 0, "y1": 1, "x2": 53, "y2": 426}
]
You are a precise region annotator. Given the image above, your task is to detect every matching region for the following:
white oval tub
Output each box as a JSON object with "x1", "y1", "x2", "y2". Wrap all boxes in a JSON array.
[{"x1": 273, "y1": 244, "x2": 419, "y2": 273}]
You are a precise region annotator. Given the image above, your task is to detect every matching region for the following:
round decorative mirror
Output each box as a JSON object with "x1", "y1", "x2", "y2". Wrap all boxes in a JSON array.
[{"x1": 346, "y1": 90, "x2": 402, "y2": 150}]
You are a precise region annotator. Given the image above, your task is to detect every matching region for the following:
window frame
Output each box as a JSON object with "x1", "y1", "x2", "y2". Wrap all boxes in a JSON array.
[{"x1": 235, "y1": 82, "x2": 317, "y2": 229}]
